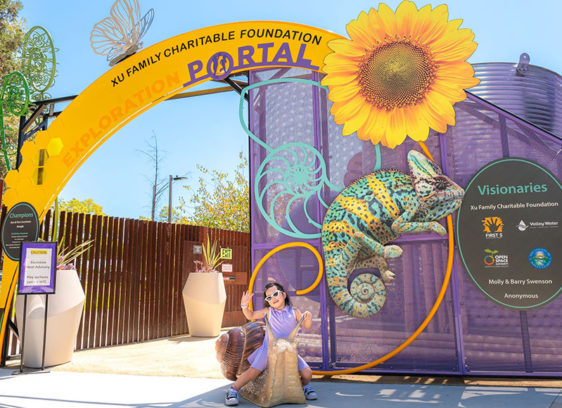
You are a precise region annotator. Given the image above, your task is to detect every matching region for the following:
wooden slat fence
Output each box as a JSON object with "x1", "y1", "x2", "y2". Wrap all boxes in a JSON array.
[{"x1": 2, "y1": 209, "x2": 250, "y2": 357}]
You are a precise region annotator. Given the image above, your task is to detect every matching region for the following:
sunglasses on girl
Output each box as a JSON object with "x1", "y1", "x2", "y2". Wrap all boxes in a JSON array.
[{"x1": 265, "y1": 290, "x2": 283, "y2": 302}]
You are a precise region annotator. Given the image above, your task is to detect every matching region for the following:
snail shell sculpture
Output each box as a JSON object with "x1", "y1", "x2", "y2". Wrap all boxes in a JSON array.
[
  {"x1": 215, "y1": 316, "x2": 306, "y2": 408},
  {"x1": 240, "y1": 316, "x2": 306, "y2": 407},
  {"x1": 215, "y1": 320, "x2": 266, "y2": 381}
]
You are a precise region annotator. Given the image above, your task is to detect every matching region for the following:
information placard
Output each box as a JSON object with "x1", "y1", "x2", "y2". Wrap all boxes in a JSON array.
[
  {"x1": 457, "y1": 158, "x2": 561, "y2": 310},
  {"x1": 18, "y1": 242, "x2": 57, "y2": 295},
  {"x1": 1, "y1": 202, "x2": 39, "y2": 261}
]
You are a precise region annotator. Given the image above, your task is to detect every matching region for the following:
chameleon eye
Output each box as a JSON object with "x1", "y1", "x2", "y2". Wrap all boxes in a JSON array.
[{"x1": 435, "y1": 178, "x2": 448, "y2": 190}]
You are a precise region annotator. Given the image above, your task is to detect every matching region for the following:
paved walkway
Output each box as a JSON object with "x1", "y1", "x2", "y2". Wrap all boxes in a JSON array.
[{"x1": 0, "y1": 369, "x2": 560, "y2": 408}]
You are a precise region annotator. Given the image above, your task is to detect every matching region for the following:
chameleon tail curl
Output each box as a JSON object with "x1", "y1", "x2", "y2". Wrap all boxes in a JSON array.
[{"x1": 326, "y1": 261, "x2": 386, "y2": 318}]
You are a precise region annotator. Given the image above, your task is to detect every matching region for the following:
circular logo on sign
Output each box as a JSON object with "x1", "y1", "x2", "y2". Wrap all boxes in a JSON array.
[
  {"x1": 528, "y1": 248, "x2": 552, "y2": 269},
  {"x1": 207, "y1": 52, "x2": 234, "y2": 80}
]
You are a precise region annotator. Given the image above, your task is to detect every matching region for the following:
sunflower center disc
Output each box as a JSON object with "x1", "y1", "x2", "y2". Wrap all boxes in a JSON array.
[{"x1": 359, "y1": 41, "x2": 435, "y2": 110}]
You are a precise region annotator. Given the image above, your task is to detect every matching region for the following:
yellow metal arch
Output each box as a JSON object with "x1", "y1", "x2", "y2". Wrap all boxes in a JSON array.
[
  {"x1": 0, "y1": 22, "x2": 455, "y2": 375},
  {"x1": 0, "y1": 21, "x2": 343, "y2": 355}
]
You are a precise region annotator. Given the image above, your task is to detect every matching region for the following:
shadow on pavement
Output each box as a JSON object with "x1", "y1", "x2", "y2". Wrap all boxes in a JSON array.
[
  {"x1": 0, "y1": 370, "x2": 560, "y2": 408},
  {"x1": 137, "y1": 382, "x2": 561, "y2": 408}
]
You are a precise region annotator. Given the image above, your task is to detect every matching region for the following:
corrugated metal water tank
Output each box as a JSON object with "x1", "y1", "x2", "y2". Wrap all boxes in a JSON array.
[{"x1": 470, "y1": 54, "x2": 562, "y2": 137}]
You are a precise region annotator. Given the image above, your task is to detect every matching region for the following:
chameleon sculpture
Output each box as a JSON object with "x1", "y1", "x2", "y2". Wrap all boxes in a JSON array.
[{"x1": 322, "y1": 150, "x2": 464, "y2": 318}]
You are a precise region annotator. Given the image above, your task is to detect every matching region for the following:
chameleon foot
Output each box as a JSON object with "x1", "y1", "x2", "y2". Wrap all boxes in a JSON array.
[
  {"x1": 383, "y1": 245, "x2": 403, "y2": 258},
  {"x1": 381, "y1": 270, "x2": 395, "y2": 283},
  {"x1": 430, "y1": 222, "x2": 447, "y2": 236}
]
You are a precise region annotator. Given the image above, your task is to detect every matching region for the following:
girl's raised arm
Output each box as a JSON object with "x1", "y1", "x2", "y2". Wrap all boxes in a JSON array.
[
  {"x1": 240, "y1": 290, "x2": 267, "y2": 320},
  {"x1": 294, "y1": 308, "x2": 312, "y2": 330}
]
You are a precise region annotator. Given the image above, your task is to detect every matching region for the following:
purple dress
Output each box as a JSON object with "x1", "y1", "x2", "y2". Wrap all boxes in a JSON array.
[{"x1": 248, "y1": 305, "x2": 309, "y2": 372}]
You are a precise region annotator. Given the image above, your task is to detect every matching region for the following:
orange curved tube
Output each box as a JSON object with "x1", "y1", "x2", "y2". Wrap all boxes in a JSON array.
[{"x1": 248, "y1": 242, "x2": 324, "y2": 311}]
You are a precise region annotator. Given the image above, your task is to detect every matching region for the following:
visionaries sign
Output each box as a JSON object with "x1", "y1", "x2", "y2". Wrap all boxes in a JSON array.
[{"x1": 457, "y1": 158, "x2": 561, "y2": 310}]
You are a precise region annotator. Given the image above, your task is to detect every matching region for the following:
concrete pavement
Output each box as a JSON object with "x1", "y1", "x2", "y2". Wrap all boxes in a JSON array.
[{"x1": 0, "y1": 369, "x2": 561, "y2": 408}]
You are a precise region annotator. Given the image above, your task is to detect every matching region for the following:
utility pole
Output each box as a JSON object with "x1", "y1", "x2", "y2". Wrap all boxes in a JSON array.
[{"x1": 168, "y1": 175, "x2": 187, "y2": 223}]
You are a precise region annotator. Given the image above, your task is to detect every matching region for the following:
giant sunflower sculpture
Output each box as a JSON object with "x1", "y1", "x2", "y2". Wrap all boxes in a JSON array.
[{"x1": 322, "y1": 1, "x2": 479, "y2": 148}]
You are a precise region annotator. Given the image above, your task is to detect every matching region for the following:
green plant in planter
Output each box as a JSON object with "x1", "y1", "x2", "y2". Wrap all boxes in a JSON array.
[
  {"x1": 194, "y1": 236, "x2": 223, "y2": 272},
  {"x1": 56, "y1": 237, "x2": 94, "y2": 270}
]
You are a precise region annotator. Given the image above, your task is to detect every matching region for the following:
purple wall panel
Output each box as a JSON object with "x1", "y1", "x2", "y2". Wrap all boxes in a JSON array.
[{"x1": 249, "y1": 68, "x2": 562, "y2": 376}]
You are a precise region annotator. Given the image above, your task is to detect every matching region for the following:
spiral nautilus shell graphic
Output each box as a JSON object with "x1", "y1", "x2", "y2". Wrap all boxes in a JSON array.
[{"x1": 255, "y1": 142, "x2": 338, "y2": 239}]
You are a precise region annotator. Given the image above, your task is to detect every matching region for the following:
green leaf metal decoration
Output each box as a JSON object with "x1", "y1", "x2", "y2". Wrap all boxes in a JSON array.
[
  {"x1": 0, "y1": 26, "x2": 58, "y2": 171},
  {"x1": 0, "y1": 71, "x2": 30, "y2": 171},
  {"x1": 21, "y1": 26, "x2": 58, "y2": 101}
]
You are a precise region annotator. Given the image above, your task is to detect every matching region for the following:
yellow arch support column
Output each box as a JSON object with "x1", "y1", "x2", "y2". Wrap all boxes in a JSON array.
[{"x1": 0, "y1": 22, "x2": 343, "y2": 356}]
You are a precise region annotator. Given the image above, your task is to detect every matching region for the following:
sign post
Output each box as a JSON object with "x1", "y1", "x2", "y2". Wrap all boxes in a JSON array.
[
  {"x1": 17, "y1": 241, "x2": 57, "y2": 372},
  {"x1": 0, "y1": 202, "x2": 40, "y2": 367}
]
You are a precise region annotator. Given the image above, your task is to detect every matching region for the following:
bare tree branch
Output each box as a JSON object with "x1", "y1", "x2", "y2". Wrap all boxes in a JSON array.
[{"x1": 136, "y1": 130, "x2": 167, "y2": 220}]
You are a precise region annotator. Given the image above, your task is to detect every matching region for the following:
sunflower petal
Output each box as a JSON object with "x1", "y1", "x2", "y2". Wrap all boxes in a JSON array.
[
  {"x1": 342, "y1": 102, "x2": 371, "y2": 135},
  {"x1": 431, "y1": 29, "x2": 477, "y2": 61},
  {"x1": 376, "y1": 3, "x2": 398, "y2": 38},
  {"x1": 404, "y1": 105, "x2": 430, "y2": 141},
  {"x1": 437, "y1": 62, "x2": 480, "y2": 88},
  {"x1": 328, "y1": 81, "x2": 361, "y2": 102},
  {"x1": 409, "y1": 4, "x2": 432, "y2": 39},
  {"x1": 322, "y1": 59, "x2": 359, "y2": 74},
  {"x1": 355, "y1": 115, "x2": 371, "y2": 140},
  {"x1": 434, "y1": 41, "x2": 478, "y2": 62},
  {"x1": 438, "y1": 60, "x2": 475, "y2": 77},
  {"x1": 328, "y1": 38, "x2": 367, "y2": 57},
  {"x1": 330, "y1": 96, "x2": 364, "y2": 123},
  {"x1": 430, "y1": 91, "x2": 456, "y2": 124},
  {"x1": 386, "y1": 108, "x2": 408, "y2": 148},
  {"x1": 416, "y1": 99, "x2": 445, "y2": 133},
  {"x1": 379, "y1": 128, "x2": 391, "y2": 148},
  {"x1": 431, "y1": 82, "x2": 466, "y2": 103},
  {"x1": 396, "y1": 0, "x2": 418, "y2": 38},
  {"x1": 429, "y1": 4, "x2": 450, "y2": 26},
  {"x1": 422, "y1": 91, "x2": 455, "y2": 130},
  {"x1": 355, "y1": 105, "x2": 377, "y2": 140},
  {"x1": 321, "y1": 72, "x2": 358, "y2": 86},
  {"x1": 367, "y1": 108, "x2": 389, "y2": 146},
  {"x1": 346, "y1": 9, "x2": 384, "y2": 49},
  {"x1": 412, "y1": 4, "x2": 448, "y2": 45}
]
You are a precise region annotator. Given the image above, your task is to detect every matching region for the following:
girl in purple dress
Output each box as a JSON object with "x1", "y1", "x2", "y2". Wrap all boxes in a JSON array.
[{"x1": 225, "y1": 282, "x2": 317, "y2": 406}]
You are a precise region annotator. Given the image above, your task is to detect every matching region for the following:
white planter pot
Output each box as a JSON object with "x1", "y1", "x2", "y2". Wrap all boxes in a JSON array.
[
  {"x1": 183, "y1": 272, "x2": 226, "y2": 337},
  {"x1": 15, "y1": 268, "x2": 85, "y2": 368}
]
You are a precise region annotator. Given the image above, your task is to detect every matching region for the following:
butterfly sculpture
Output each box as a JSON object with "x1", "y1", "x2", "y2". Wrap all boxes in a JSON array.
[{"x1": 90, "y1": 0, "x2": 154, "y2": 66}]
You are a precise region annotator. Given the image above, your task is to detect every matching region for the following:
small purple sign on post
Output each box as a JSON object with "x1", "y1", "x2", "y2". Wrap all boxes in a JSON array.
[{"x1": 18, "y1": 241, "x2": 57, "y2": 295}]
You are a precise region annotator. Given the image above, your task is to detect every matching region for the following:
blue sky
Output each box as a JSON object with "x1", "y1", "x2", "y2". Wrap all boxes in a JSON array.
[{"x1": 19, "y1": 0, "x2": 562, "y2": 220}]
